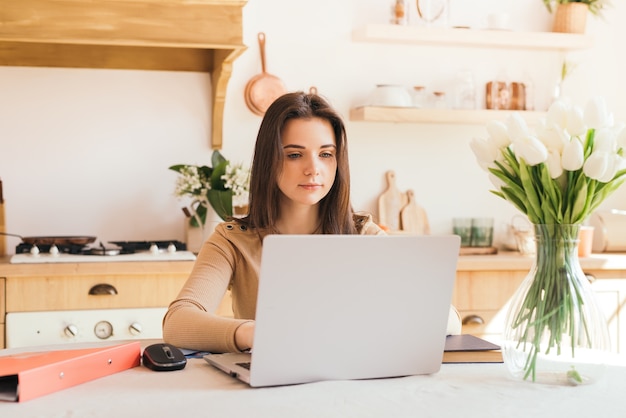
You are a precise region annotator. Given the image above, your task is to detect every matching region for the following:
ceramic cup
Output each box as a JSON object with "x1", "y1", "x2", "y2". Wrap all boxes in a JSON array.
[
  {"x1": 578, "y1": 226, "x2": 594, "y2": 257},
  {"x1": 487, "y1": 12, "x2": 510, "y2": 30}
]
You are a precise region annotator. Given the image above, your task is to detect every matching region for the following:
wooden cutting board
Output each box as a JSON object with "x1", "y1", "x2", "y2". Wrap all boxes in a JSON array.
[
  {"x1": 400, "y1": 189, "x2": 431, "y2": 235},
  {"x1": 377, "y1": 170, "x2": 407, "y2": 231}
]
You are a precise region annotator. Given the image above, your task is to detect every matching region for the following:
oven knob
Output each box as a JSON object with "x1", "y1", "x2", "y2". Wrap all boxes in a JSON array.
[
  {"x1": 129, "y1": 322, "x2": 143, "y2": 336},
  {"x1": 94, "y1": 321, "x2": 114, "y2": 339},
  {"x1": 64, "y1": 324, "x2": 79, "y2": 337}
]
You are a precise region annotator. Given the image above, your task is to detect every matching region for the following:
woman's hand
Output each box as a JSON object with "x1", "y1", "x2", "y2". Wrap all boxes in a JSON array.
[{"x1": 235, "y1": 321, "x2": 255, "y2": 351}]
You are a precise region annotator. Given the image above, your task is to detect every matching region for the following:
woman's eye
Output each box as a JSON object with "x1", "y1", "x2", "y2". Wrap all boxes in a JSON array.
[
  {"x1": 320, "y1": 152, "x2": 334, "y2": 158},
  {"x1": 286, "y1": 153, "x2": 301, "y2": 159}
]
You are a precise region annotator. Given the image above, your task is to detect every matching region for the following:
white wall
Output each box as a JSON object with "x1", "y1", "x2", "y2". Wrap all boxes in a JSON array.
[{"x1": 1, "y1": 0, "x2": 625, "y2": 253}]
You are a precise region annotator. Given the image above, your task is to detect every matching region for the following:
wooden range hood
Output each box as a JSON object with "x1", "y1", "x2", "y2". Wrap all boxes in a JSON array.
[{"x1": 0, "y1": 0, "x2": 248, "y2": 149}]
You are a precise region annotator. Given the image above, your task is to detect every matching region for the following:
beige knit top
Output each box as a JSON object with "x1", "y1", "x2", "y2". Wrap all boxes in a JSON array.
[{"x1": 162, "y1": 213, "x2": 385, "y2": 353}]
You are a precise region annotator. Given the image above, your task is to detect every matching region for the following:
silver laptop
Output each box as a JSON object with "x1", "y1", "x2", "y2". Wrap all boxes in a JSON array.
[{"x1": 204, "y1": 234, "x2": 460, "y2": 387}]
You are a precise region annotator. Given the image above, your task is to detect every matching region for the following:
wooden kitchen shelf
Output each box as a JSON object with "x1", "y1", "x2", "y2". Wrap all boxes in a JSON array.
[
  {"x1": 349, "y1": 106, "x2": 546, "y2": 125},
  {"x1": 352, "y1": 24, "x2": 593, "y2": 51}
]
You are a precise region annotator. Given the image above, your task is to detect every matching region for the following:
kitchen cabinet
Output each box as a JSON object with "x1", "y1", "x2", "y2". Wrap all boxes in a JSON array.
[
  {"x1": 454, "y1": 253, "x2": 626, "y2": 354},
  {"x1": 0, "y1": 259, "x2": 233, "y2": 348},
  {"x1": 0, "y1": 0, "x2": 248, "y2": 150},
  {"x1": 349, "y1": 24, "x2": 593, "y2": 124}
]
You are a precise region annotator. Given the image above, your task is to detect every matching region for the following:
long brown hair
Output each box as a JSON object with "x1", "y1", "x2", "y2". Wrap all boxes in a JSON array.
[{"x1": 240, "y1": 91, "x2": 357, "y2": 234}]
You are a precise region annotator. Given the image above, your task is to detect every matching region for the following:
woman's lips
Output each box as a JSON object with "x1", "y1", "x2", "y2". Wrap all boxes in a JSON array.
[{"x1": 299, "y1": 183, "x2": 322, "y2": 190}]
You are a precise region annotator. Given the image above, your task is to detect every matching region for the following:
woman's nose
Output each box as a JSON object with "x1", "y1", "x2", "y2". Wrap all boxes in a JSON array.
[{"x1": 304, "y1": 157, "x2": 320, "y2": 176}]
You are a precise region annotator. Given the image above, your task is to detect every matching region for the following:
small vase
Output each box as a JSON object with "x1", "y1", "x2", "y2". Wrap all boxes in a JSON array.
[
  {"x1": 184, "y1": 205, "x2": 223, "y2": 253},
  {"x1": 502, "y1": 224, "x2": 611, "y2": 385}
]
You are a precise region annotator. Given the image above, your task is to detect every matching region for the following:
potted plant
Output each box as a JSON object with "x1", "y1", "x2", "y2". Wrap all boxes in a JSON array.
[{"x1": 543, "y1": 0, "x2": 609, "y2": 33}]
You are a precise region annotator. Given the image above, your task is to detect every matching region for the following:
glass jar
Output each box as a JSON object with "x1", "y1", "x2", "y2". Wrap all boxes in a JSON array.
[
  {"x1": 412, "y1": 86, "x2": 426, "y2": 108},
  {"x1": 454, "y1": 71, "x2": 476, "y2": 110},
  {"x1": 432, "y1": 91, "x2": 447, "y2": 109}
]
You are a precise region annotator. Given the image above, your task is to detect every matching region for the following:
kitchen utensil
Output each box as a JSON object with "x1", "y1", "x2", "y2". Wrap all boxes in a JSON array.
[
  {"x1": 0, "y1": 233, "x2": 97, "y2": 246},
  {"x1": 400, "y1": 189, "x2": 430, "y2": 234},
  {"x1": 377, "y1": 170, "x2": 407, "y2": 231},
  {"x1": 416, "y1": 0, "x2": 448, "y2": 26},
  {"x1": 244, "y1": 32, "x2": 287, "y2": 116}
]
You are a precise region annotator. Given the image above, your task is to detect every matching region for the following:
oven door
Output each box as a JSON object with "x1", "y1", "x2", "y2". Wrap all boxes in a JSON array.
[{"x1": 5, "y1": 308, "x2": 166, "y2": 348}]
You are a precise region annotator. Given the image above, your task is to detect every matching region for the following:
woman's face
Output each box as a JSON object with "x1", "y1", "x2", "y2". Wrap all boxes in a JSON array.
[{"x1": 277, "y1": 117, "x2": 337, "y2": 208}]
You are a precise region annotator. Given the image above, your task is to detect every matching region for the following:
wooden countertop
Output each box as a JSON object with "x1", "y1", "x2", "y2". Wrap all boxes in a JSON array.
[
  {"x1": 457, "y1": 251, "x2": 626, "y2": 271},
  {"x1": 2, "y1": 252, "x2": 626, "y2": 276}
]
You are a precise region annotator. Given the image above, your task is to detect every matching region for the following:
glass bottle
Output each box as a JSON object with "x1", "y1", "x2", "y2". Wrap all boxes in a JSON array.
[
  {"x1": 523, "y1": 72, "x2": 535, "y2": 111},
  {"x1": 454, "y1": 70, "x2": 476, "y2": 110},
  {"x1": 392, "y1": 0, "x2": 407, "y2": 25}
]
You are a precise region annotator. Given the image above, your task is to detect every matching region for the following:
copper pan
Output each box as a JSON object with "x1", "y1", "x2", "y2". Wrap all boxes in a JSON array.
[
  {"x1": 244, "y1": 32, "x2": 287, "y2": 116},
  {"x1": 0, "y1": 233, "x2": 96, "y2": 246}
]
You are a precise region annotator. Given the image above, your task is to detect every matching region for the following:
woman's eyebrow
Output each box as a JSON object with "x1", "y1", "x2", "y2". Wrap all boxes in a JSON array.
[{"x1": 282, "y1": 144, "x2": 336, "y2": 150}]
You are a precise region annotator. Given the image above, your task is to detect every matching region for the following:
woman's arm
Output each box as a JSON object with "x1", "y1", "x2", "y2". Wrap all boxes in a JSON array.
[{"x1": 162, "y1": 224, "x2": 257, "y2": 353}]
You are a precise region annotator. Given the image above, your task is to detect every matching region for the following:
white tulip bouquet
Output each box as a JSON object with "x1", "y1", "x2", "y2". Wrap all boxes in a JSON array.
[
  {"x1": 471, "y1": 97, "x2": 626, "y2": 225},
  {"x1": 471, "y1": 97, "x2": 626, "y2": 383}
]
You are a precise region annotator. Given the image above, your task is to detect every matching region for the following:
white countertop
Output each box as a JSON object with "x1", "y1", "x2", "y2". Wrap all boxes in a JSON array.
[
  {"x1": 9, "y1": 251, "x2": 197, "y2": 264},
  {"x1": 2, "y1": 341, "x2": 626, "y2": 418}
]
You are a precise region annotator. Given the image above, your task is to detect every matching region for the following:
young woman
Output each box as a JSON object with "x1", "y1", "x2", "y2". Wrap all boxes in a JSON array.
[{"x1": 163, "y1": 92, "x2": 459, "y2": 353}]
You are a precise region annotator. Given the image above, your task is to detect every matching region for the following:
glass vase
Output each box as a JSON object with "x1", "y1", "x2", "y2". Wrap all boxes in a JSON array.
[{"x1": 502, "y1": 224, "x2": 611, "y2": 385}]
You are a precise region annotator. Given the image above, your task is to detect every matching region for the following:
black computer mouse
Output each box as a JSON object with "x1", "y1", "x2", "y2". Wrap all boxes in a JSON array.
[{"x1": 142, "y1": 343, "x2": 187, "y2": 371}]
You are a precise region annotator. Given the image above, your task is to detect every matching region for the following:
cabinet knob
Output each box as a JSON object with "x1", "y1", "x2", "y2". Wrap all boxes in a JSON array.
[
  {"x1": 88, "y1": 283, "x2": 118, "y2": 295},
  {"x1": 462, "y1": 314, "x2": 485, "y2": 325}
]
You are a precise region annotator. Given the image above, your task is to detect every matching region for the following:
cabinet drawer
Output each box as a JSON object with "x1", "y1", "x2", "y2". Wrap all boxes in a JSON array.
[
  {"x1": 453, "y1": 270, "x2": 526, "y2": 311},
  {"x1": 459, "y1": 308, "x2": 507, "y2": 331},
  {"x1": 6, "y1": 274, "x2": 187, "y2": 312}
]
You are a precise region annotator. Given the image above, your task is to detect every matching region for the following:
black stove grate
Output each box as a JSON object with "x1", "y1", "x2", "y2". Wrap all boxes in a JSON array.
[
  {"x1": 108, "y1": 240, "x2": 187, "y2": 253},
  {"x1": 16, "y1": 240, "x2": 187, "y2": 255},
  {"x1": 16, "y1": 243, "x2": 87, "y2": 254}
]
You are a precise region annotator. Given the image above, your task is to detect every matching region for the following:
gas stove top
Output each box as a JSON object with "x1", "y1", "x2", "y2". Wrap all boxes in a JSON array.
[
  {"x1": 15, "y1": 240, "x2": 188, "y2": 255},
  {"x1": 11, "y1": 240, "x2": 197, "y2": 264}
]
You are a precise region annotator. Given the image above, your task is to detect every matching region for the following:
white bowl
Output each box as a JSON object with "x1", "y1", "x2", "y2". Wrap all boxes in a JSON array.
[{"x1": 365, "y1": 85, "x2": 412, "y2": 107}]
